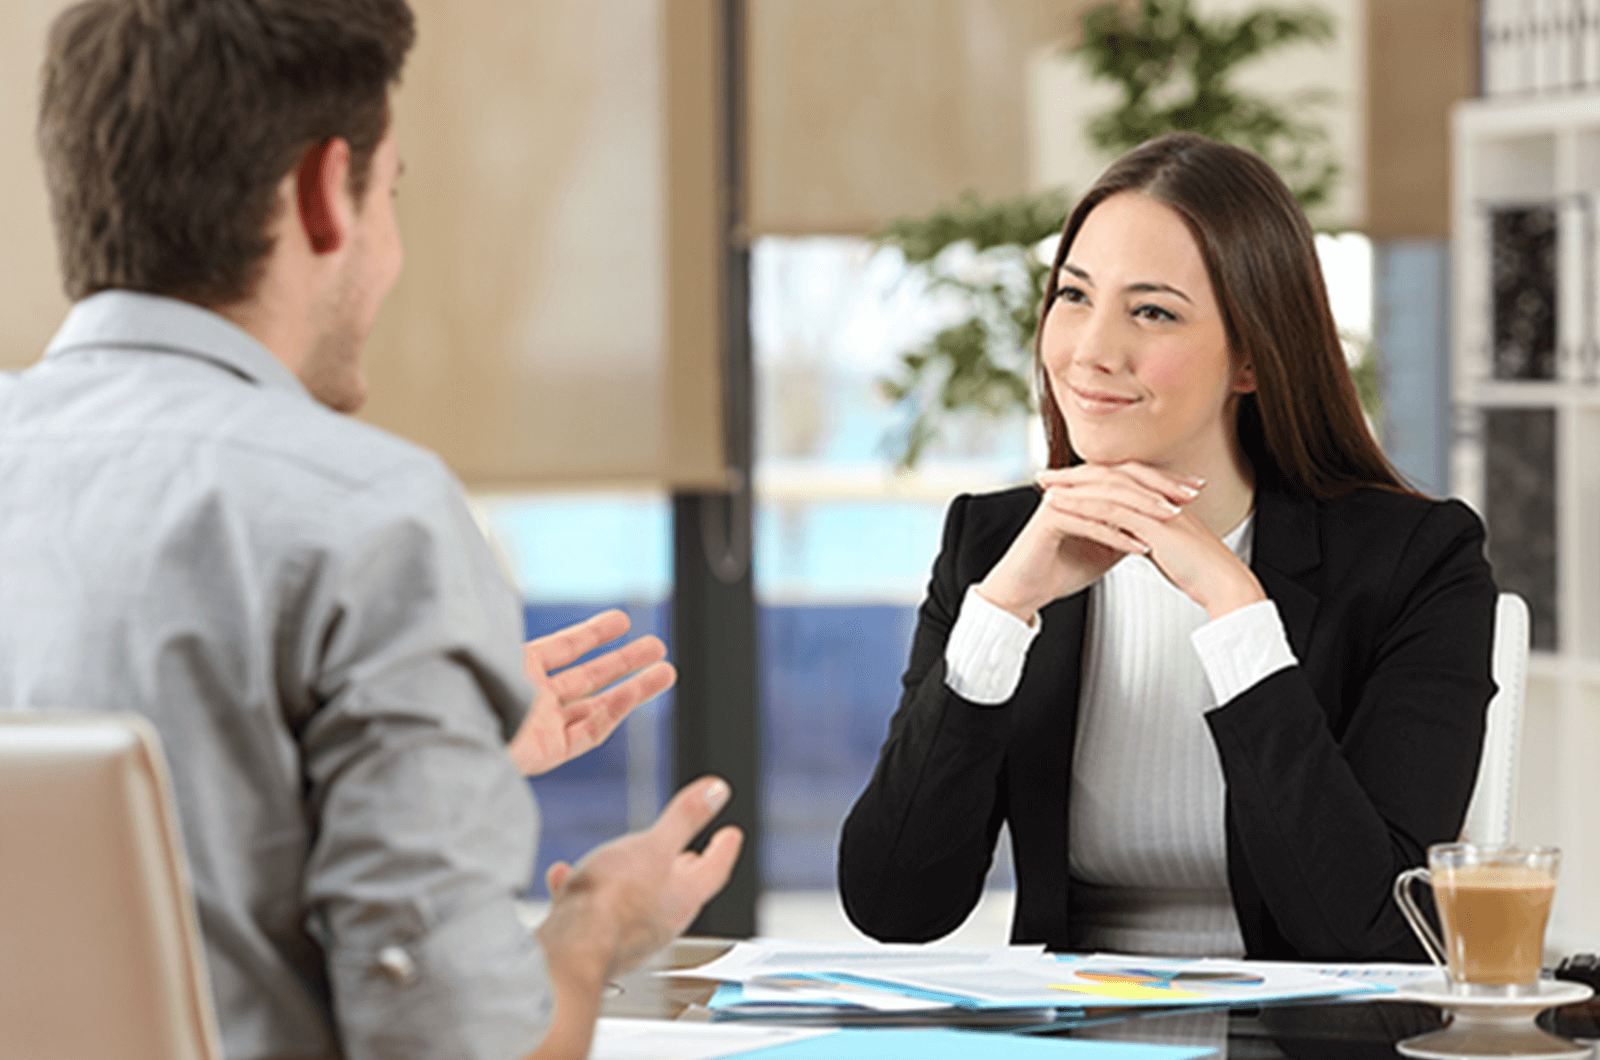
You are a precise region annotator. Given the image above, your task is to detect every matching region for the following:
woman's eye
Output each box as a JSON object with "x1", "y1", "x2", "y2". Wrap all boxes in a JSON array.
[
  {"x1": 1133, "y1": 303, "x2": 1177, "y2": 323},
  {"x1": 1055, "y1": 284, "x2": 1088, "y2": 306}
]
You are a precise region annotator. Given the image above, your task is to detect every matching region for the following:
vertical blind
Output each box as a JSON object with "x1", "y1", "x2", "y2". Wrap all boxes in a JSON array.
[
  {"x1": 0, "y1": 1, "x2": 73, "y2": 371},
  {"x1": 1364, "y1": 0, "x2": 1478, "y2": 240},
  {"x1": 748, "y1": 0, "x2": 1092, "y2": 235},
  {"x1": 360, "y1": 0, "x2": 729, "y2": 489},
  {"x1": 1, "y1": 0, "x2": 1091, "y2": 488},
  {"x1": 2, "y1": 0, "x2": 1455, "y2": 484}
]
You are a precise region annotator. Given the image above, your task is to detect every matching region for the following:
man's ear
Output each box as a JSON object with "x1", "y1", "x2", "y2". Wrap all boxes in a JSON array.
[{"x1": 296, "y1": 138, "x2": 353, "y2": 256}]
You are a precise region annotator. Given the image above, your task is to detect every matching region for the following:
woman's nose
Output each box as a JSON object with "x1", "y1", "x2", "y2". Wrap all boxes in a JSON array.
[{"x1": 1068, "y1": 306, "x2": 1126, "y2": 374}]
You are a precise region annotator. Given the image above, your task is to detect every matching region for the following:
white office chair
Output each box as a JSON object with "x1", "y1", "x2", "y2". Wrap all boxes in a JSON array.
[
  {"x1": 0, "y1": 713, "x2": 223, "y2": 1060},
  {"x1": 1459, "y1": 592, "x2": 1529, "y2": 846}
]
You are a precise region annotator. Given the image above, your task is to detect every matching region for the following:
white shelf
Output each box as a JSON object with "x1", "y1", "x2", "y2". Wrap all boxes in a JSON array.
[
  {"x1": 1458, "y1": 382, "x2": 1600, "y2": 407},
  {"x1": 1453, "y1": 88, "x2": 1600, "y2": 948}
]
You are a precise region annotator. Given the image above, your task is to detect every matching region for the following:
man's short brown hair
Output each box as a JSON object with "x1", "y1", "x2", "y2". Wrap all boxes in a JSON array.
[{"x1": 38, "y1": 0, "x2": 415, "y2": 305}]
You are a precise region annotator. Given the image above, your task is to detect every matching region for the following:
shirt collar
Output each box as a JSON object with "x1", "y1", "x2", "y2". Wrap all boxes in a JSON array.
[{"x1": 44, "y1": 290, "x2": 311, "y2": 400}]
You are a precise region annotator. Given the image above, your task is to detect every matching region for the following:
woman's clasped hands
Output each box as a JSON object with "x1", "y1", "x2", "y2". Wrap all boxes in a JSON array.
[{"x1": 975, "y1": 462, "x2": 1267, "y2": 624}]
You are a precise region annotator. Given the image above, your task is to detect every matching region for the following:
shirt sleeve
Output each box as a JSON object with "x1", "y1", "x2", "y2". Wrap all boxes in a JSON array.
[
  {"x1": 288, "y1": 455, "x2": 552, "y2": 1060},
  {"x1": 1189, "y1": 599, "x2": 1299, "y2": 705},
  {"x1": 943, "y1": 583, "x2": 1042, "y2": 704}
]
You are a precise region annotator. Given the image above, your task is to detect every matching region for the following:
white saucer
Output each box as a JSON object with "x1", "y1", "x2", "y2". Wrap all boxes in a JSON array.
[
  {"x1": 1382, "y1": 977, "x2": 1593, "y2": 1022},
  {"x1": 1396, "y1": 1023, "x2": 1594, "y2": 1060}
]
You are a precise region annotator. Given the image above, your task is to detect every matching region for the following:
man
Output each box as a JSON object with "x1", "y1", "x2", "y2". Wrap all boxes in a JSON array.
[{"x1": 0, "y1": 2, "x2": 740, "y2": 1058}]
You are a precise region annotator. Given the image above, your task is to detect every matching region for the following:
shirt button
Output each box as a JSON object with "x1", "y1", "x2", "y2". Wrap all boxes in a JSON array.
[{"x1": 375, "y1": 945, "x2": 419, "y2": 985}]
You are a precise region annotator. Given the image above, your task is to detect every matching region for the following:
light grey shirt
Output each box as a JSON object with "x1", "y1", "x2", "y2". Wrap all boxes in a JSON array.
[{"x1": 0, "y1": 292, "x2": 551, "y2": 1060}]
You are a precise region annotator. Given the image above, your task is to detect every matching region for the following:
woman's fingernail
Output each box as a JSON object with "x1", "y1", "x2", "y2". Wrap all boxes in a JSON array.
[
  {"x1": 705, "y1": 779, "x2": 730, "y2": 810},
  {"x1": 1188, "y1": 476, "x2": 1206, "y2": 487},
  {"x1": 1162, "y1": 501, "x2": 1181, "y2": 515},
  {"x1": 1178, "y1": 484, "x2": 1200, "y2": 499}
]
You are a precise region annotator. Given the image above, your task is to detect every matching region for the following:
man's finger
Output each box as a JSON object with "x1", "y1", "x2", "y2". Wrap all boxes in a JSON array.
[
  {"x1": 678, "y1": 825, "x2": 743, "y2": 901},
  {"x1": 657, "y1": 826, "x2": 744, "y2": 932},
  {"x1": 554, "y1": 661, "x2": 676, "y2": 758},
  {"x1": 568, "y1": 661, "x2": 676, "y2": 722},
  {"x1": 648, "y1": 775, "x2": 733, "y2": 854},
  {"x1": 547, "y1": 635, "x2": 667, "y2": 700},
  {"x1": 524, "y1": 609, "x2": 631, "y2": 674}
]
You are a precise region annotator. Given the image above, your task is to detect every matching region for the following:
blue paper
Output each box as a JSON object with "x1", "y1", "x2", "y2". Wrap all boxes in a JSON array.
[
  {"x1": 729, "y1": 1028, "x2": 1215, "y2": 1060},
  {"x1": 710, "y1": 983, "x2": 746, "y2": 1007}
]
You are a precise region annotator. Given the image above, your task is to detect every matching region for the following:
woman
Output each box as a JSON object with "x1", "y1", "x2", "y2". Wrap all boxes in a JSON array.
[{"x1": 837, "y1": 132, "x2": 1496, "y2": 962}]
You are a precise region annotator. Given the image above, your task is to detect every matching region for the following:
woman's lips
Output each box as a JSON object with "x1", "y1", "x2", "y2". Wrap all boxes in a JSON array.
[{"x1": 1069, "y1": 385, "x2": 1140, "y2": 414}]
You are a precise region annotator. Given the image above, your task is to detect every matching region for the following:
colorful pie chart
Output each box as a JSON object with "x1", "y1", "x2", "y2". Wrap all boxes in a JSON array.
[{"x1": 1076, "y1": 968, "x2": 1267, "y2": 988}]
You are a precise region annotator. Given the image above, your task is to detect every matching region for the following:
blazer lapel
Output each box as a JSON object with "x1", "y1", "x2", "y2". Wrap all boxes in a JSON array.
[
  {"x1": 1251, "y1": 483, "x2": 1322, "y2": 657},
  {"x1": 1005, "y1": 586, "x2": 1088, "y2": 948}
]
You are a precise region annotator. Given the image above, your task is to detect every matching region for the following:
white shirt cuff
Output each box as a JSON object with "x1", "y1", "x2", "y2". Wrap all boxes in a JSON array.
[
  {"x1": 1190, "y1": 599, "x2": 1299, "y2": 705},
  {"x1": 944, "y1": 585, "x2": 1042, "y2": 704}
]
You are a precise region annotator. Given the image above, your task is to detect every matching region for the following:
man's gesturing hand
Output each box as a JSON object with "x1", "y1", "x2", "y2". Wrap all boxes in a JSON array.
[
  {"x1": 526, "y1": 778, "x2": 742, "y2": 1060},
  {"x1": 509, "y1": 609, "x2": 675, "y2": 776},
  {"x1": 540, "y1": 776, "x2": 744, "y2": 979}
]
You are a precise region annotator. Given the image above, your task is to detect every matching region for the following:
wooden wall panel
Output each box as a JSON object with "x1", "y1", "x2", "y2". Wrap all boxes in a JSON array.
[
  {"x1": 3, "y1": 1, "x2": 729, "y2": 490},
  {"x1": 0, "y1": 1, "x2": 75, "y2": 370},
  {"x1": 748, "y1": 0, "x2": 1089, "y2": 234},
  {"x1": 1365, "y1": 0, "x2": 1479, "y2": 239},
  {"x1": 361, "y1": 0, "x2": 727, "y2": 488}
]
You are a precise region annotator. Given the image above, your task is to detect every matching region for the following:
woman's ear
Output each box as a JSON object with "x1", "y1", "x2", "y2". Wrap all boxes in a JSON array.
[{"x1": 1232, "y1": 360, "x2": 1258, "y2": 394}]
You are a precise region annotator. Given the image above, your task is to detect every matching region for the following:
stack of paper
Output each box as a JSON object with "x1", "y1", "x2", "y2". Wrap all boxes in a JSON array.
[
  {"x1": 591, "y1": 1018, "x2": 1220, "y2": 1060},
  {"x1": 669, "y1": 939, "x2": 1061, "y2": 1024},
  {"x1": 663, "y1": 940, "x2": 1412, "y2": 1024}
]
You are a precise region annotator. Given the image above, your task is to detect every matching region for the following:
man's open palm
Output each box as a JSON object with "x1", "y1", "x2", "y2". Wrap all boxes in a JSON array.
[{"x1": 509, "y1": 610, "x2": 675, "y2": 776}]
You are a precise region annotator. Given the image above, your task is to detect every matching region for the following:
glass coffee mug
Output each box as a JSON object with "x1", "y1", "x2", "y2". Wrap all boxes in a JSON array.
[{"x1": 1394, "y1": 844, "x2": 1560, "y2": 997}]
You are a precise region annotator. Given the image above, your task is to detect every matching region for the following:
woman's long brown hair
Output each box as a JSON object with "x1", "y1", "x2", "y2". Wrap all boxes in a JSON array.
[{"x1": 1037, "y1": 132, "x2": 1414, "y2": 499}]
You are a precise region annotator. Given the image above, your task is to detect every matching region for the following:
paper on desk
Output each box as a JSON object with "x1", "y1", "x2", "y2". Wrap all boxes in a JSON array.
[
  {"x1": 717, "y1": 1026, "x2": 1215, "y2": 1060},
  {"x1": 869, "y1": 955, "x2": 1387, "y2": 1008},
  {"x1": 590, "y1": 1018, "x2": 832, "y2": 1060},
  {"x1": 707, "y1": 980, "x2": 1064, "y2": 1025},
  {"x1": 590, "y1": 1020, "x2": 1214, "y2": 1060},
  {"x1": 1260, "y1": 961, "x2": 1444, "y2": 990},
  {"x1": 735, "y1": 975, "x2": 955, "y2": 1011},
  {"x1": 665, "y1": 938, "x2": 1048, "y2": 983}
]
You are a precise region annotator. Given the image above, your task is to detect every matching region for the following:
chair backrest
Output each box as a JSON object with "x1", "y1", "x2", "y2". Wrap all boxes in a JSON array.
[
  {"x1": 1460, "y1": 592, "x2": 1529, "y2": 846},
  {"x1": 0, "y1": 712, "x2": 222, "y2": 1060}
]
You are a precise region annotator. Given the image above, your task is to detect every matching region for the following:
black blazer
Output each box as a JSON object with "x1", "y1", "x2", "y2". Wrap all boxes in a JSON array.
[{"x1": 838, "y1": 479, "x2": 1497, "y2": 960}]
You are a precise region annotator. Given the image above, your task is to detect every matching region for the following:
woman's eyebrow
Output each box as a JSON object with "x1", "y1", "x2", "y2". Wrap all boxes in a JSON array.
[
  {"x1": 1127, "y1": 281, "x2": 1193, "y2": 304},
  {"x1": 1061, "y1": 264, "x2": 1192, "y2": 305}
]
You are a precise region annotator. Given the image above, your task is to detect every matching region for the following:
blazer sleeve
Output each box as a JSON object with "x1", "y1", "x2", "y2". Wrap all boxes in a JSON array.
[
  {"x1": 837, "y1": 493, "x2": 1016, "y2": 942},
  {"x1": 1205, "y1": 497, "x2": 1497, "y2": 961}
]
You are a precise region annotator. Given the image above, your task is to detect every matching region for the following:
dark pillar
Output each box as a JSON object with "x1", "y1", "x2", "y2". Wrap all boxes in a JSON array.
[{"x1": 671, "y1": 0, "x2": 759, "y2": 939}]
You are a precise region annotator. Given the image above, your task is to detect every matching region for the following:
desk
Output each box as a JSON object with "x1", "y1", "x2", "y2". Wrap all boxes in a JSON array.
[{"x1": 605, "y1": 940, "x2": 1600, "y2": 1058}]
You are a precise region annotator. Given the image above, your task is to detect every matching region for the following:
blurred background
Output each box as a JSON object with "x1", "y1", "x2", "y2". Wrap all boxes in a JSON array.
[{"x1": 3, "y1": 0, "x2": 1598, "y2": 953}]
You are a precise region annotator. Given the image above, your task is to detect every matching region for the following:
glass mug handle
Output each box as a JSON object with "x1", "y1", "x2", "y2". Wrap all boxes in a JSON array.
[{"x1": 1394, "y1": 866, "x2": 1448, "y2": 968}]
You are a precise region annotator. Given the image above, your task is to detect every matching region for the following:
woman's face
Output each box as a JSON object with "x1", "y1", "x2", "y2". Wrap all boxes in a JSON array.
[{"x1": 1040, "y1": 191, "x2": 1253, "y2": 471}]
